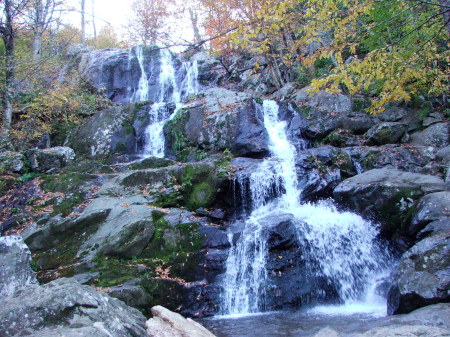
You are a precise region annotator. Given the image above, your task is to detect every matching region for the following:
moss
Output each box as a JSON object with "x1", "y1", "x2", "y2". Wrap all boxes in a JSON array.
[
  {"x1": 323, "y1": 129, "x2": 352, "y2": 147},
  {"x1": 165, "y1": 109, "x2": 189, "y2": 160},
  {"x1": 361, "y1": 151, "x2": 379, "y2": 170},
  {"x1": 186, "y1": 182, "x2": 215, "y2": 210},
  {"x1": 331, "y1": 150, "x2": 355, "y2": 177}
]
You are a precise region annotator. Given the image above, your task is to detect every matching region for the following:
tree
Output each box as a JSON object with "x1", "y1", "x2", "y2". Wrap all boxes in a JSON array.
[
  {"x1": 80, "y1": 0, "x2": 85, "y2": 42},
  {"x1": 229, "y1": 0, "x2": 449, "y2": 112},
  {"x1": 0, "y1": 0, "x2": 30, "y2": 148},
  {"x1": 127, "y1": 0, "x2": 171, "y2": 45},
  {"x1": 27, "y1": 0, "x2": 63, "y2": 60}
]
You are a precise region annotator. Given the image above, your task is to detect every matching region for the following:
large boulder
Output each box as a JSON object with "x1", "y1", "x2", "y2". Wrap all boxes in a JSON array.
[
  {"x1": 0, "y1": 278, "x2": 147, "y2": 337},
  {"x1": 26, "y1": 147, "x2": 75, "y2": 173},
  {"x1": 410, "y1": 122, "x2": 449, "y2": 148},
  {"x1": 146, "y1": 305, "x2": 216, "y2": 337},
  {"x1": 25, "y1": 195, "x2": 156, "y2": 269},
  {"x1": 333, "y1": 168, "x2": 447, "y2": 236},
  {"x1": 0, "y1": 236, "x2": 37, "y2": 300},
  {"x1": 68, "y1": 104, "x2": 139, "y2": 158},
  {"x1": 293, "y1": 87, "x2": 352, "y2": 114},
  {"x1": 364, "y1": 122, "x2": 407, "y2": 145},
  {"x1": 387, "y1": 232, "x2": 450, "y2": 315}
]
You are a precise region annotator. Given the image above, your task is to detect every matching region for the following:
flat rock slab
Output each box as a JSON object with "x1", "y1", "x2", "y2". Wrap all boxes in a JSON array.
[{"x1": 146, "y1": 305, "x2": 216, "y2": 337}]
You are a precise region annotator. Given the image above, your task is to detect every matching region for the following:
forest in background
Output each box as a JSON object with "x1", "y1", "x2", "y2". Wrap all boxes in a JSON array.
[{"x1": 0, "y1": 0, "x2": 449, "y2": 152}]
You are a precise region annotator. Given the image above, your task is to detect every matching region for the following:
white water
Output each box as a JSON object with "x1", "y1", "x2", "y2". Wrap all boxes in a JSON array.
[
  {"x1": 221, "y1": 100, "x2": 391, "y2": 316},
  {"x1": 130, "y1": 47, "x2": 199, "y2": 157}
]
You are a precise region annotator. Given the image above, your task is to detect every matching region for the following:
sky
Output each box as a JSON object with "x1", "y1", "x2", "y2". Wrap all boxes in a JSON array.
[{"x1": 65, "y1": 0, "x2": 132, "y2": 37}]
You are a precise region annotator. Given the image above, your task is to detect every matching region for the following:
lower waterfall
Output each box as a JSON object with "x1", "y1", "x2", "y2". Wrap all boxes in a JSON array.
[{"x1": 220, "y1": 100, "x2": 392, "y2": 316}]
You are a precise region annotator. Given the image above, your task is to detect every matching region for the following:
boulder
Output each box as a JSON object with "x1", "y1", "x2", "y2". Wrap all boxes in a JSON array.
[
  {"x1": 68, "y1": 104, "x2": 138, "y2": 158},
  {"x1": 378, "y1": 107, "x2": 409, "y2": 122},
  {"x1": 26, "y1": 147, "x2": 75, "y2": 173},
  {"x1": 0, "y1": 152, "x2": 24, "y2": 173},
  {"x1": 146, "y1": 305, "x2": 216, "y2": 337},
  {"x1": 25, "y1": 196, "x2": 156, "y2": 269},
  {"x1": 191, "y1": 51, "x2": 226, "y2": 87},
  {"x1": 0, "y1": 236, "x2": 37, "y2": 300},
  {"x1": 364, "y1": 122, "x2": 407, "y2": 145},
  {"x1": 388, "y1": 233, "x2": 450, "y2": 315},
  {"x1": 408, "y1": 192, "x2": 450, "y2": 237},
  {"x1": 333, "y1": 168, "x2": 446, "y2": 236},
  {"x1": 293, "y1": 87, "x2": 352, "y2": 114},
  {"x1": 410, "y1": 122, "x2": 449, "y2": 148},
  {"x1": 0, "y1": 278, "x2": 147, "y2": 337}
]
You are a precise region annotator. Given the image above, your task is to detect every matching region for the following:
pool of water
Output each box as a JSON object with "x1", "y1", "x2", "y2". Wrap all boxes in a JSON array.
[{"x1": 198, "y1": 305, "x2": 388, "y2": 337}]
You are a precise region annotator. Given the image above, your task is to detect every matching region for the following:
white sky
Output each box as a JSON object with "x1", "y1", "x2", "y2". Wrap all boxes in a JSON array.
[
  {"x1": 63, "y1": 0, "x2": 196, "y2": 47},
  {"x1": 64, "y1": 0, "x2": 132, "y2": 38}
]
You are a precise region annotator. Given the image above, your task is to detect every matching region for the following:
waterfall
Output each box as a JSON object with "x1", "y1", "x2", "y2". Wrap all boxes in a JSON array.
[
  {"x1": 129, "y1": 47, "x2": 199, "y2": 157},
  {"x1": 220, "y1": 100, "x2": 391, "y2": 316}
]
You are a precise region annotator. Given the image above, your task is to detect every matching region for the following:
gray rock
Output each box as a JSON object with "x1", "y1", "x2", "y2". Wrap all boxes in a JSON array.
[
  {"x1": 333, "y1": 168, "x2": 446, "y2": 235},
  {"x1": 0, "y1": 152, "x2": 24, "y2": 173},
  {"x1": 107, "y1": 279, "x2": 153, "y2": 308},
  {"x1": 388, "y1": 233, "x2": 450, "y2": 315},
  {"x1": 0, "y1": 236, "x2": 37, "y2": 300},
  {"x1": 26, "y1": 146, "x2": 75, "y2": 173},
  {"x1": 418, "y1": 219, "x2": 450, "y2": 240},
  {"x1": 0, "y1": 278, "x2": 147, "y2": 337},
  {"x1": 146, "y1": 305, "x2": 216, "y2": 337},
  {"x1": 410, "y1": 122, "x2": 449, "y2": 148},
  {"x1": 409, "y1": 192, "x2": 450, "y2": 237},
  {"x1": 68, "y1": 104, "x2": 137, "y2": 158},
  {"x1": 293, "y1": 87, "x2": 352, "y2": 114},
  {"x1": 364, "y1": 122, "x2": 407, "y2": 145},
  {"x1": 436, "y1": 146, "x2": 450, "y2": 163},
  {"x1": 378, "y1": 107, "x2": 409, "y2": 122}
]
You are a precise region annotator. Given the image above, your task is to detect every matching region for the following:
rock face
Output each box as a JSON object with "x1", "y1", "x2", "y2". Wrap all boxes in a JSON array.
[
  {"x1": 364, "y1": 122, "x2": 407, "y2": 145},
  {"x1": 164, "y1": 88, "x2": 270, "y2": 159},
  {"x1": 0, "y1": 236, "x2": 37, "y2": 300},
  {"x1": 333, "y1": 168, "x2": 447, "y2": 235},
  {"x1": 388, "y1": 232, "x2": 450, "y2": 315},
  {"x1": 146, "y1": 305, "x2": 216, "y2": 337},
  {"x1": 26, "y1": 147, "x2": 75, "y2": 173},
  {"x1": 0, "y1": 278, "x2": 147, "y2": 337}
]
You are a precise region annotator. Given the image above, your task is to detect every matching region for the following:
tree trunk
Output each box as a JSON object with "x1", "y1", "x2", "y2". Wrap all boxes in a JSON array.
[
  {"x1": 81, "y1": 0, "x2": 86, "y2": 43},
  {"x1": 32, "y1": 31, "x2": 43, "y2": 60},
  {"x1": 188, "y1": 7, "x2": 202, "y2": 44},
  {"x1": 438, "y1": 0, "x2": 450, "y2": 35},
  {"x1": 0, "y1": 0, "x2": 16, "y2": 149},
  {"x1": 91, "y1": 0, "x2": 97, "y2": 45}
]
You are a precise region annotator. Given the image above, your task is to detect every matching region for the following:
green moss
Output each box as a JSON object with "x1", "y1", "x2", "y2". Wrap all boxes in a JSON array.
[
  {"x1": 0, "y1": 176, "x2": 17, "y2": 194},
  {"x1": 186, "y1": 182, "x2": 215, "y2": 210},
  {"x1": 331, "y1": 150, "x2": 355, "y2": 177},
  {"x1": 165, "y1": 109, "x2": 189, "y2": 160},
  {"x1": 361, "y1": 151, "x2": 379, "y2": 170},
  {"x1": 128, "y1": 158, "x2": 176, "y2": 170}
]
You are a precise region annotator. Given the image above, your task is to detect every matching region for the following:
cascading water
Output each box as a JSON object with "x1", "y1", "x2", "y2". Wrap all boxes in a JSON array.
[
  {"x1": 221, "y1": 100, "x2": 392, "y2": 316},
  {"x1": 130, "y1": 47, "x2": 199, "y2": 157}
]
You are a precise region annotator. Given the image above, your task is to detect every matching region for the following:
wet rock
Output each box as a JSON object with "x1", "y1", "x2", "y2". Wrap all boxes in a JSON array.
[
  {"x1": 0, "y1": 236, "x2": 37, "y2": 300},
  {"x1": 333, "y1": 168, "x2": 446, "y2": 236},
  {"x1": 364, "y1": 122, "x2": 407, "y2": 145},
  {"x1": 146, "y1": 305, "x2": 216, "y2": 337},
  {"x1": 410, "y1": 122, "x2": 449, "y2": 148},
  {"x1": 26, "y1": 147, "x2": 75, "y2": 173},
  {"x1": 295, "y1": 146, "x2": 354, "y2": 200},
  {"x1": 199, "y1": 225, "x2": 229, "y2": 248},
  {"x1": 387, "y1": 233, "x2": 450, "y2": 315},
  {"x1": 0, "y1": 152, "x2": 24, "y2": 173},
  {"x1": 231, "y1": 100, "x2": 270, "y2": 157},
  {"x1": 0, "y1": 278, "x2": 147, "y2": 337},
  {"x1": 408, "y1": 192, "x2": 450, "y2": 237},
  {"x1": 418, "y1": 219, "x2": 450, "y2": 240}
]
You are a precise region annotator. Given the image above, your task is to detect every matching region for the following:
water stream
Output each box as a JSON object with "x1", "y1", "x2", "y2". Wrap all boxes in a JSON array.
[{"x1": 220, "y1": 100, "x2": 392, "y2": 317}]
